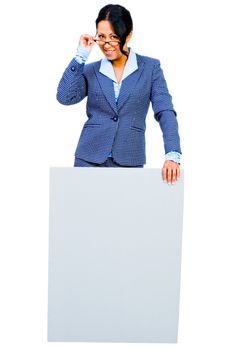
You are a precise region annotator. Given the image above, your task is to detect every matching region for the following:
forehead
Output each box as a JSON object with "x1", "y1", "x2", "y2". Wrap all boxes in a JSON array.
[{"x1": 97, "y1": 20, "x2": 115, "y2": 34}]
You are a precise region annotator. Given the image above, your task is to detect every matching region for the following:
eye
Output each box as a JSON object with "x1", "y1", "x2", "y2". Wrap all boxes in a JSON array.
[
  {"x1": 98, "y1": 34, "x2": 104, "y2": 39},
  {"x1": 111, "y1": 35, "x2": 118, "y2": 40}
]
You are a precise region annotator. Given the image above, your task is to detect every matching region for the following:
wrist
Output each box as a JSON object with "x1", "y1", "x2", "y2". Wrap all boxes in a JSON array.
[
  {"x1": 75, "y1": 45, "x2": 90, "y2": 64},
  {"x1": 165, "y1": 151, "x2": 181, "y2": 164}
]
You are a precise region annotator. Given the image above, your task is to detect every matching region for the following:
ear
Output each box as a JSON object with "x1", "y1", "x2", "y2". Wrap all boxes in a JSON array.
[{"x1": 126, "y1": 31, "x2": 133, "y2": 43}]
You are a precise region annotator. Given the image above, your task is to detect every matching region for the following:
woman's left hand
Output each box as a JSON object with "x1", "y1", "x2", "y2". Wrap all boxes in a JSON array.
[{"x1": 162, "y1": 160, "x2": 180, "y2": 185}]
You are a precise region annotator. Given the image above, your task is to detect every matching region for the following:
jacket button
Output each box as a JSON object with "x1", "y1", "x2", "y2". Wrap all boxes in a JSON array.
[
  {"x1": 71, "y1": 66, "x2": 76, "y2": 71},
  {"x1": 112, "y1": 116, "x2": 118, "y2": 122}
]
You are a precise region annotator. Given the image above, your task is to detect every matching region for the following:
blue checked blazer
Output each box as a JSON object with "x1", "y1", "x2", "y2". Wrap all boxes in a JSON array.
[{"x1": 56, "y1": 53, "x2": 181, "y2": 166}]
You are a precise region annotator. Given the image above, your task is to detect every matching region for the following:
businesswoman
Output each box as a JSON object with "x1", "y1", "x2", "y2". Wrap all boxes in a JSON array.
[{"x1": 56, "y1": 4, "x2": 182, "y2": 184}]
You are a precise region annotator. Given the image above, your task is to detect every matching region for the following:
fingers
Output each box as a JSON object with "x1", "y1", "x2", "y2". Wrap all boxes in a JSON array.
[
  {"x1": 176, "y1": 165, "x2": 180, "y2": 180},
  {"x1": 79, "y1": 34, "x2": 95, "y2": 50},
  {"x1": 162, "y1": 160, "x2": 180, "y2": 185}
]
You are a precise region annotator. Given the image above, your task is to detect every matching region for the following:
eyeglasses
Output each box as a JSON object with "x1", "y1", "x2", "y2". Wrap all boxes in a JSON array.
[{"x1": 94, "y1": 38, "x2": 121, "y2": 47}]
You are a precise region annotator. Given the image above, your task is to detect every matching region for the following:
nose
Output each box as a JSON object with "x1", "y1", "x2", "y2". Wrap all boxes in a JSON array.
[{"x1": 103, "y1": 41, "x2": 112, "y2": 48}]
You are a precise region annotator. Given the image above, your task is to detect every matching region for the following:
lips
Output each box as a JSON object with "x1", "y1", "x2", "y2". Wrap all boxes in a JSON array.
[{"x1": 104, "y1": 50, "x2": 114, "y2": 55}]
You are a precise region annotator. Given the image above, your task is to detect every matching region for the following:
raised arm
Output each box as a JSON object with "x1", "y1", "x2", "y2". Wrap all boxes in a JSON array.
[{"x1": 56, "y1": 34, "x2": 95, "y2": 105}]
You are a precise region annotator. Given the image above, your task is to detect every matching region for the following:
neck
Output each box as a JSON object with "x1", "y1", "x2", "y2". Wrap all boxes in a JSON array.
[
  {"x1": 111, "y1": 46, "x2": 129, "y2": 68},
  {"x1": 112, "y1": 54, "x2": 127, "y2": 68}
]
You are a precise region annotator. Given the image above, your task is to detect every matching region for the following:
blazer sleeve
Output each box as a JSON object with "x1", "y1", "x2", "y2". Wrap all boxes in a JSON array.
[
  {"x1": 56, "y1": 58, "x2": 88, "y2": 105},
  {"x1": 150, "y1": 60, "x2": 182, "y2": 154}
]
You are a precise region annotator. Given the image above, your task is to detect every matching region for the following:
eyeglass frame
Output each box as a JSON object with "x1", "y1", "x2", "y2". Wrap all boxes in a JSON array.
[{"x1": 93, "y1": 38, "x2": 121, "y2": 46}]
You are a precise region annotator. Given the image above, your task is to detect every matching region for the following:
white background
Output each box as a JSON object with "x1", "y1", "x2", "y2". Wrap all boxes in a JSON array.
[{"x1": 0, "y1": 0, "x2": 235, "y2": 349}]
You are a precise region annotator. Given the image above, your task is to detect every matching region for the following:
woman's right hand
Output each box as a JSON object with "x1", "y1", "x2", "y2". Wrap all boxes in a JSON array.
[{"x1": 79, "y1": 34, "x2": 95, "y2": 52}]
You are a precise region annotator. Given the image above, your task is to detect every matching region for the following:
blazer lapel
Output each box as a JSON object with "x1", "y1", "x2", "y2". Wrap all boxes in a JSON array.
[
  {"x1": 93, "y1": 62, "x2": 118, "y2": 114},
  {"x1": 93, "y1": 54, "x2": 145, "y2": 114},
  {"x1": 117, "y1": 55, "x2": 145, "y2": 111}
]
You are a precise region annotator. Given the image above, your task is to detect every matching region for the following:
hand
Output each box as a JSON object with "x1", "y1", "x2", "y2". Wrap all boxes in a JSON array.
[
  {"x1": 79, "y1": 34, "x2": 95, "y2": 52},
  {"x1": 162, "y1": 160, "x2": 180, "y2": 185}
]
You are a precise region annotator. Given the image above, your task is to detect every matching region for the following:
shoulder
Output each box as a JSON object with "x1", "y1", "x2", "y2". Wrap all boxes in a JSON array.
[{"x1": 136, "y1": 53, "x2": 161, "y2": 67}]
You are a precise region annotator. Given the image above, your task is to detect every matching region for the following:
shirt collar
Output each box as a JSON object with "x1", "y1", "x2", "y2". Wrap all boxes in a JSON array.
[{"x1": 99, "y1": 47, "x2": 138, "y2": 83}]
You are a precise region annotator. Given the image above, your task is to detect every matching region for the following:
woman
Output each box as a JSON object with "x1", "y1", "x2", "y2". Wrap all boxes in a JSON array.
[{"x1": 56, "y1": 4, "x2": 182, "y2": 185}]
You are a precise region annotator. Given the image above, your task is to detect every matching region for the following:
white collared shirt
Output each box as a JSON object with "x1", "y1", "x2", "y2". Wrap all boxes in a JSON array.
[{"x1": 99, "y1": 47, "x2": 138, "y2": 102}]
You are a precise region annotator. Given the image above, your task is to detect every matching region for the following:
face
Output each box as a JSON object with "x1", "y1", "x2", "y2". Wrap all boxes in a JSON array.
[{"x1": 96, "y1": 20, "x2": 132, "y2": 60}]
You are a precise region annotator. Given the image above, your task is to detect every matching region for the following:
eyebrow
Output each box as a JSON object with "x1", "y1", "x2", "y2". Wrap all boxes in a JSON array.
[{"x1": 98, "y1": 32, "x2": 116, "y2": 35}]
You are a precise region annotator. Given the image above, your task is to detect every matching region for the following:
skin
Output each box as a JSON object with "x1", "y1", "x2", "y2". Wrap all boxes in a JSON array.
[{"x1": 79, "y1": 20, "x2": 181, "y2": 184}]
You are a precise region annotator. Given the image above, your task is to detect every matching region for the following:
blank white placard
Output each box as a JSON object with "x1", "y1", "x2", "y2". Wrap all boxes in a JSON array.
[{"x1": 48, "y1": 168, "x2": 184, "y2": 343}]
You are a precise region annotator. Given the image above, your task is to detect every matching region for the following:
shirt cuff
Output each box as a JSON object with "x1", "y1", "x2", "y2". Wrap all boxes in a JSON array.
[
  {"x1": 74, "y1": 45, "x2": 90, "y2": 64},
  {"x1": 165, "y1": 151, "x2": 181, "y2": 164}
]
